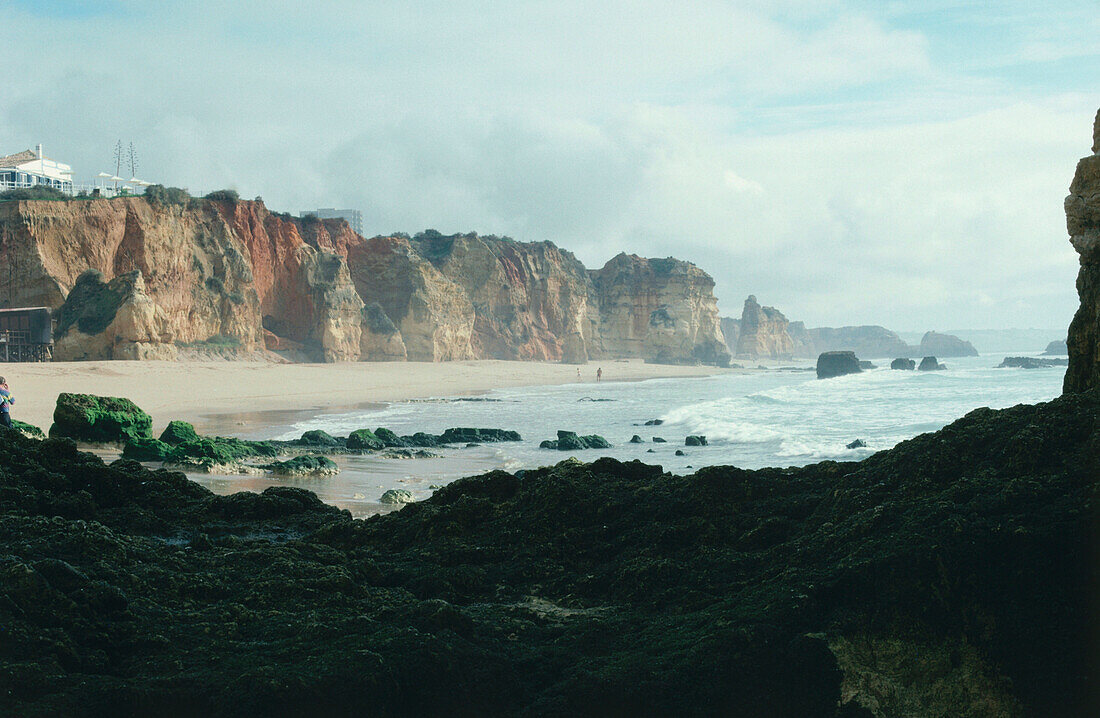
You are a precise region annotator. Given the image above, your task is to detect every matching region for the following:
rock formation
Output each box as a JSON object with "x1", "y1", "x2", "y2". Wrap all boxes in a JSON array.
[
  {"x1": 918, "y1": 356, "x2": 946, "y2": 371},
  {"x1": 720, "y1": 316, "x2": 741, "y2": 355},
  {"x1": 816, "y1": 350, "x2": 862, "y2": 379},
  {"x1": 1064, "y1": 108, "x2": 1100, "y2": 393},
  {"x1": 1043, "y1": 339, "x2": 1068, "y2": 355},
  {"x1": 786, "y1": 320, "x2": 815, "y2": 358},
  {"x1": 919, "y1": 331, "x2": 978, "y2": 358},
  {"x1": 0, "y1": 198, "x2": 729, "y2": 365},
  {"x1": 591, "y1": 254, "x2": 730, "y2": 366},
  {"x1": 735, "y1": 295, "x2": 795, "y2": 359},
  {"x1": 808, "y1": 325, "x2": 912, "y2": 358},
  {"x1": 890, "y1": 357, "x2": 916, "y2": 370}
]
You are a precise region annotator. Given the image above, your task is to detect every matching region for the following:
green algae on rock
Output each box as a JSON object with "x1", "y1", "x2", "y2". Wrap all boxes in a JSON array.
[
  {"x1": 379, "y1": 488, "x2": 416, "y2": 504},
  {"x1": 346, "y1": 428, "x2": 384, "y2": 451},
  {"x1": 159, "y1": 420, "x2": 200, "y2": 445},
  {"x1": 48, "y1": 392, "x2": 153, "y2": 444},
  {"x1": 11, "y1": 420, "x2": 45, "y2": 439},
  {"x1": 262, "y1": 454, "x2": 339, "y2": 477}
]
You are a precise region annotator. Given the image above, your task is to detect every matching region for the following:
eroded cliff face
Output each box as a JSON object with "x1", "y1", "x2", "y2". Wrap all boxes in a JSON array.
[
  {"x1": 0, "y1": 201, "x2": 730, "y2": 365},
  {"x1": 591, "y1": 253, "x2": 730, "y2": 366},
  {"x1": 735, "y1": 295, "x2": 795, "y2": 359},
  {"x1": 1064, "y1": 109, "x2": 1100, "y2": 393},
  {"x1": 0, "y1": 197, "x2": 364, "y2": 361}
]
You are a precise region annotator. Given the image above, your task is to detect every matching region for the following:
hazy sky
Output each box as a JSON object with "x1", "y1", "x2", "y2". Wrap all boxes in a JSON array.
[{"x1": 3, "y1": 1, "x2": 1097, "y2": 330}]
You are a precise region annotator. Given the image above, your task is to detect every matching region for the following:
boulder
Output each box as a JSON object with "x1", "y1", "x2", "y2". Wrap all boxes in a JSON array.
[
  {"x1": 297, "y1": 430, "x2": 340, "y2": 447},
  {"x1": 846, "y1": 439, "x2": 867, "y2": 449},
  {"x1": 379, "y1": 488, "x2": 416, "y2": 504},
  {"x1": 121, "y1": 437, "x2": 172, "y2": 462},
  {"x1": 675, "y1": 449, "x2": 686, "y2": 456},
  {"x1": 629, "y1": 435, "x2": 643, "y2": 443},
  {"x1": 816, "y1": 351, "x2": 862, "y2": 379},
  {"x1": 890, "y1": 358, "x2": 916, "y2": 370},
  {"x1": 539, "y1": 430, "x2": 612, "y2": 450},
  {"x1": 347, "y1": 429, "x2": 384, "y2": 451},
  {"x1": 685, "y1": 435, "x2": 707, "y2": 446},
  {"x1": 644, "y1": 419, "x2": 664, "y2": 426},
  {"x1": 858, "y1": 361, "x2": 876, "y2": 370},
  {"x1": 49, "y1": 393, "x2": 153, "y2": 444},
  {"x1": 159, "y1": 420, "x2": 199, "y2": 445},
  {"x1": 374, "y1": 428, "x2": 406, "y2": 447},
  {"x1": 264, "y1": 455, "x2": 339, "y2": 477},
  {"x1": 919, "y1": 356, "x2": 946, "y2": 371},
  {"x1": 652, "y1": 437, "x2": 667, "y2": 443}
]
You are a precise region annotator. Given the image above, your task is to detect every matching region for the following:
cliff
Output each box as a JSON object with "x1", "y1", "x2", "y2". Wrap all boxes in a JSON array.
[
  {"x1": 1064, "y1": 108, "x2": 1100, "y2": 393},
  {"x1": 720, "y1": 316, "x2": 740, "y2": 355},
  {"x1": 590, "y1": 253, "x2": 730, "y2": 366},
  {"x1": 0, "y1": 199, "x2": 729, "y2": 365},
  {"x1": 808, "y1": 325, "x2": 912, "y2": 359},
  {"x1": 920, "y1": 331, "x2": 979, "y2": 358},
  {"x1": 735, "y1": 295, "x2": 795, "y2": 359}
]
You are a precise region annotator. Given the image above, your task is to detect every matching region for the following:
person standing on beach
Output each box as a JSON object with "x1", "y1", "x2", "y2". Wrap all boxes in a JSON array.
[
  {"x1": 0, "y1": 377, "x2": 13, "y2": 429},
  {"x1": 596, "y1": 367, "x2": 602, "y2": 382}
]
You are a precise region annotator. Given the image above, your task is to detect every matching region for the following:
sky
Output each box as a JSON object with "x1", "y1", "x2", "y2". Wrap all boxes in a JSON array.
[{"x1": 2, "y1": 0, "x2": 1097, "y2": 331}]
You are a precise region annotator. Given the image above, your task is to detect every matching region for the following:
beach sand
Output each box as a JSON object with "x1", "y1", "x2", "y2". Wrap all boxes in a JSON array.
[{"x1": 7, "y1": 358, "x2": 732, "y2": 431}]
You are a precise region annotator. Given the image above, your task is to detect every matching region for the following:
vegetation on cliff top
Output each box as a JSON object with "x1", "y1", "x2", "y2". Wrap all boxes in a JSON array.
[{"x1": 3, "y1": 388, "x2": 1095, "y2": 716}]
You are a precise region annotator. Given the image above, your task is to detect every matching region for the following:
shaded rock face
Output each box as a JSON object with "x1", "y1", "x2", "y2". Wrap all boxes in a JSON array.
[
  {"x1": 736, "y1": 295, "x2": 795, "y2": 359},
  {"x1": 592, "y1": 253, "x2": 730, "y2": 366},
  {"x1": 359, "y1": 303, "x2": 407, "y2": 361},
  {"x1": 787, "y1": 321, "x2": 815, "y2": 358},
  {"x1": 817, "y1": 351, "x2": 862, "y2": 379},
  {"x1": 920, "y1": 331, "x2": 978, "y2": 358},
  {"x1": 1064, "y1": 108, "x2": 1100, "y2": 393},
  {"x1": 2, "y1": 389, "x2": 1096, "y2": 715},
  {"x1": 808, "y1": 326, "x2": 911, "y2": 359}
]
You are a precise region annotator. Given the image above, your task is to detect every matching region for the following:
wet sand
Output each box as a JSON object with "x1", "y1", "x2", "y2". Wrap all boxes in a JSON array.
[{"x1": 9, "y1": 358, "x2": 733, "y2": 434}]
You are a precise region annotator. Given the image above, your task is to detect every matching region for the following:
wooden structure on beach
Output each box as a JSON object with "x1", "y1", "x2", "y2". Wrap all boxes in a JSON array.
[{"x1": 0, "y1": 307, "x2": 53, "y2": 362}]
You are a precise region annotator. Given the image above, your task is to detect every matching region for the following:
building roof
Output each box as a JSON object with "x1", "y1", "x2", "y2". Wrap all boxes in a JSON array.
[{"x1": 0, "y1": 150, "x2": 40, "y2": 167}]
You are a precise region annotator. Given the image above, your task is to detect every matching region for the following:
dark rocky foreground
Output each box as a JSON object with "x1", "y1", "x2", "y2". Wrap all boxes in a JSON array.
[{"x1": 1, "y1": 390, "x2": 1098, "y2": 717}]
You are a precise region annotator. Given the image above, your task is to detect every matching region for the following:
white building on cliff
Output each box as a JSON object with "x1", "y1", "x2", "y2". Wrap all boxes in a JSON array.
[{"x1": 0, "y1": 145, "x2": 73, "y2": 193}]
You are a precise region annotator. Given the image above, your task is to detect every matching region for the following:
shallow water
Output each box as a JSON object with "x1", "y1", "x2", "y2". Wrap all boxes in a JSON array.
[{"x1": 179, "y1": 353, "x2": 1063, "y2": 517}]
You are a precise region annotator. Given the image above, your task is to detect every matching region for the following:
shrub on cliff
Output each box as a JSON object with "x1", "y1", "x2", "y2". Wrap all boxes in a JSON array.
[
  {"x1": 144, "y1": 184, "x2": 191, "y2": 206},
  {"x1": 0, "y1": 185, "x2": 69, "y2": 201},
  {"x1": 204, "y1": 189, "x2": 239, "y2": 203}
]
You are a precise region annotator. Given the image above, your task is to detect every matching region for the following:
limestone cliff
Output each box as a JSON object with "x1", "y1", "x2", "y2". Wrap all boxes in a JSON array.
[
  {"x1": 0, "y1": 198, "x2": 730, "y2": 366},
  {"x1": 720, "y1": 317, "x2": 740, "y2": 355},
  {"x1": 590, "y1": 254, "x2": 730, "y2": 366},
  {"x1": 1064, "y1": 108, "x2": 1100, "y2": 393},
  {"x1": 735, "y1": 295, "x2": 795, "y2": 359}
]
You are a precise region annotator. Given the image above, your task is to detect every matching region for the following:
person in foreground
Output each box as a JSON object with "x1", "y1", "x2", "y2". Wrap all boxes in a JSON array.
[{"x1": 0, "y1": 376, "x2": 13, "y2": 429}]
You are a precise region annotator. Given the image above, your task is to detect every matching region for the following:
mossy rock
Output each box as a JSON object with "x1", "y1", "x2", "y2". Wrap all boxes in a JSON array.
[
  {"x1": 11, "y1": 420, "x2": 45, "y2": 439},
  {"x1": 159, "y1": 420, "x2": 199, "y2": 445},
  {"x1": 347, "y1": 429, "x2": 384, "y2": 451},
  {"x1": 379, "y1": 488, "x2": 415, "y2": 504},
  {"x1": 263, "y1": 455, "x2": 339, "y2": 477},
  {"x1": 165, "y1": 436, "x2": 279, "y2": 470},
  {"x1": 121, "y1": 436, "x2": 172, "y2": 462},
  {"x1": 49, "y1": 393, "x2": 153, "y2": 444},
  {"x1": 374, "y1": 427, "x2": 406, "y2": 447},
  {"x1": 297, "y1": 430, "x2": 339, "y2": 447}
]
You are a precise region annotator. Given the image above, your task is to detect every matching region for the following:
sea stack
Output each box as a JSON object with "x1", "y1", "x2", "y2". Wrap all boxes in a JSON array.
[
  {"x1": 1064, "y1": 108, "x2": 1100, "y2": 393},
  {"x1": 816, "y1": 351, "x2": 862, "y2": 379}
]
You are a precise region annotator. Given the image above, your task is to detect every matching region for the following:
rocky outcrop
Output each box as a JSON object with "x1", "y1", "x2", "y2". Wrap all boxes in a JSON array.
[
  {"x1": 4, "y1": 388, "x2": 1096, "y2": 715},
  {"x1": 592, "y1": 254, "x2": 729, "y2": 366},
  {"x1": 808, "y1": 325, "x2": 912, "y2": 358},
  {"x1": 890, "y1": 358, "x2": 916, "y2": 370},
  {"x1": 919, "y1": 356, "x2": 946, "y2": 371},
  {"x1": 999, "y1": 356, "x2": 1069, "y2": 369},
  {"x1": 735, "y1": 295, "x2": 794, "y2": 359},
  {"x1": 1043, "y1": 339, "x2": 1068, "y2": 355},
  {"x1": 1064, "y1": 108, "x2": 1100, "y2": 393},
  {"x1": 920, "y1": 331, "x2": 978, "y2": 358},
  {"x1": 817, "y1": 351, "x2": 862, "y2": 379}
]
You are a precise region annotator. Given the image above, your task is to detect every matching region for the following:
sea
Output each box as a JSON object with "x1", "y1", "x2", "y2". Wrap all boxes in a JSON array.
[{"x1": 187, "y1": 353, "x2": 1065, "y2": 518}]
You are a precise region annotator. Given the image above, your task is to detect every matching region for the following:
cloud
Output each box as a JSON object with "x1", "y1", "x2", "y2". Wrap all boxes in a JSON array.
[{"x1": 0, "y1": 0, "x2": 1094, "y2": 332}]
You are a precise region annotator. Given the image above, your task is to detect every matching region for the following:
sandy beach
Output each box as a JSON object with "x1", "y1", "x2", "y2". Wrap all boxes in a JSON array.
[{"x1": 6, "y1": 358, "x2": 731, "y2": 431}]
